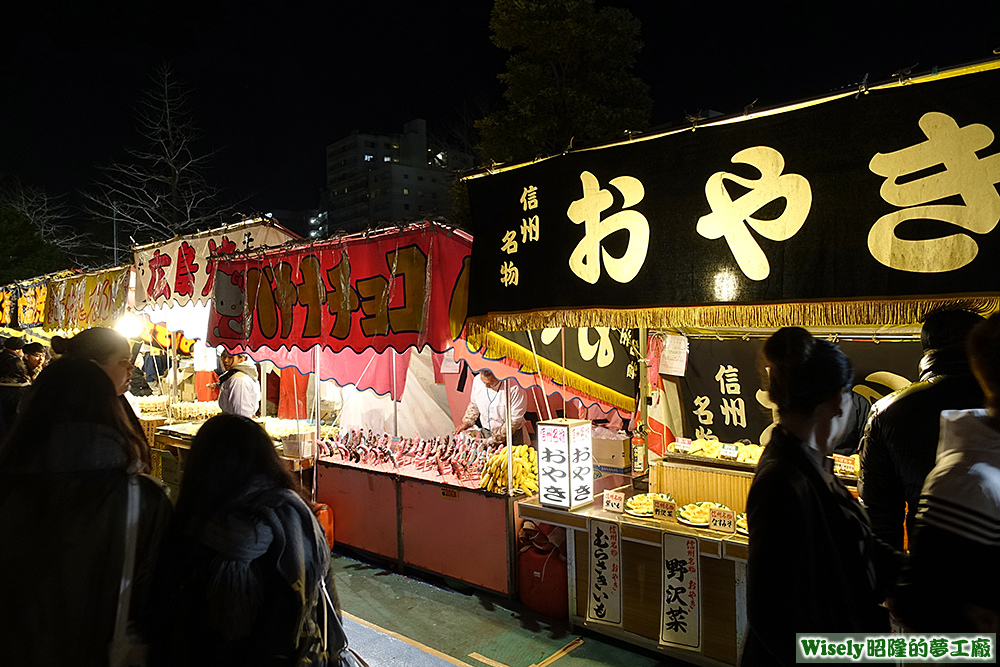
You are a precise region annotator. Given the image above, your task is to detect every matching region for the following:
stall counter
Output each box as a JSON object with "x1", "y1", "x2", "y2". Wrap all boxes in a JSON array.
[{"x1": 518, "y1": 492, "x2": 748, "y2": 667}]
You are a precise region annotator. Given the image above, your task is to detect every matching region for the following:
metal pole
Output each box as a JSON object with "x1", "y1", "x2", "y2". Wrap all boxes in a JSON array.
[
  {"x1": 171, "y1": 335, "x2": 179, "y2": 402},
  {"x1": 639, "y1": 328, "x2": 649, "y2": 428},
  {"x1": 505, "y1": 377, "x2": 513, "y2": 496},
  {"x1": 392, "y1": 348, "x2": 398, "y2": 437},
  {"x1": 561, "y1": 328, "x2": 567, "y2": 416},
  {"x1": 259, "y1": 360, "x2": 268, "y2": 417},
  {"x1": 312, "y1": 345, "x2": 321, "y2": 503}
]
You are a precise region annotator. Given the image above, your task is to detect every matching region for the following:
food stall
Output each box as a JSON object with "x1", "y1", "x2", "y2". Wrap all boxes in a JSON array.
[
  {"x1": 130, "y1": 219, "x2": 309, "y2": 485},
  {"x1": 203, "y1": 221, "x2": 646, "y2": 596},
  {"x1": 203, "y1": 221, "x2": 534, "y2": 593},
  {"x1": 462, "y1": 60, "x2": 1000, "y2": 664}
]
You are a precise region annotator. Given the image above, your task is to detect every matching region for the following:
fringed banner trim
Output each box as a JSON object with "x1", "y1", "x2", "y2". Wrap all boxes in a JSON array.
[
  {"x1": 466, "y1": 297, "x2": 1000, "y2": 340},
  {"x1": 472, "y1": 331, "x2": 635, "y2": 412}
]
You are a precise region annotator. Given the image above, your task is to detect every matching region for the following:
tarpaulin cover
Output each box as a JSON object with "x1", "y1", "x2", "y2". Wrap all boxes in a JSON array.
[
  {"x1": 134, "y1": 220, "x2": 297, "y2": 310},
  {"x1": 207, "y1": 222, "x2": 472, "y2": 356},
  {"x1": 43, "y1": 266, "x2": 131, "y2": 332},
  {"x1": 464, "y1": 62, "x2": 1000, "y2": 333}
]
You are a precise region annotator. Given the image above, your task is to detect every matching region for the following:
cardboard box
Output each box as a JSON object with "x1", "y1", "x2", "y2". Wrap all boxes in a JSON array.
[{"x1": 593, "y1": 436, "x2": 631, "y2": 475}]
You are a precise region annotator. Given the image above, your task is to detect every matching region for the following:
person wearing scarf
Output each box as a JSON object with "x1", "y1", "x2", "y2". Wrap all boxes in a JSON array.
[{"x1": 150, "y1": 414, "x2": 338, "y2": 666}]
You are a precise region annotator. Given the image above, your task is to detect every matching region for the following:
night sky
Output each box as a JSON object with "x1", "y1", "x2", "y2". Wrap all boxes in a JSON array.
[{"x1": 1, "y1": 1, "x2": 998, "y2": 215}]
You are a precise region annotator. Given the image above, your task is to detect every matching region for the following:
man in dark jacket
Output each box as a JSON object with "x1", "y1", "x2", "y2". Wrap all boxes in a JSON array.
[{"x1": 859, "y1": 308, "x2": 985, "y2": 550}]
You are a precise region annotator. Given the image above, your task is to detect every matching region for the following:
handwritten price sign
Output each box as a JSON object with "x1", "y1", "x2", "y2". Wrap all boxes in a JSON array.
[
  {"x1": 674, "y1": 438, "x2": 692, "y2": 454},
  {"x1": 653, "y1": 499, "x2": 676, "y2": 521},
  {"x1": 603, "y1": 490, "x2": 625, "y2": 514},
  {"x1": 832, "y1": 454, "x2": 857, "y2": 477},
  {"x1": 709, "y1": 507, "x2": 736, "y2": 533},
  {"x1": 720, "y1": 443, "x2": 740, "y2": 461}
]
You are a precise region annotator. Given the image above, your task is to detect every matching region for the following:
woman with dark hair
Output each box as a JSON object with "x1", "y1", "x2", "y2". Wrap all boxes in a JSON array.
[
  {"x1": 741, "y1": 327, "x2": 896, "y2": 666},
  {"x1": 0, "y1": 358, "x2": 172, "y2": 665},
  {"x1": 152, "y1": 414, "x2": 338, "y2": 665},
  {"x1": 51, "y1": 327, "x2": 150, "y2": 469}
]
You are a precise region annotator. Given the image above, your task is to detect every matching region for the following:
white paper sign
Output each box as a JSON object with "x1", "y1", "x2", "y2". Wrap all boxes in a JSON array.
[
  {"x1": 661, "y1": 533, "x2": 700, "y2": 648},
  {"x1": 674, "y1": 437, "x2": 692, "y2": 454},
  {"x1": 709, "y1": 507, "x2": 736, "y2": 533},
  {"x1": 588, "y1": 518, "x2": 622, "y2": 625},
  {"x1": 653, "y1": 499, "x2": 676, "y2": 521},
  {"x1": 720, "y1": 443, "x2": 740, "y2": 461},
  {"x1": 658, "y1": 334, "x2": 689, "y2": 376},
  {"x1": 439, "y1": 348, "x2": 461, "y2": 374},
  {"x1": 603, "y1": 490, "x2": 625, "y2": 513}
]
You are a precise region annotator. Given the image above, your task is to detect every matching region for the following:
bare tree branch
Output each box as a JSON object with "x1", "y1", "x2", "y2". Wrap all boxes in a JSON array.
[
  {"x1": 81, "y1": 63, "x2": 239, "y2": 257},
  {"x1": 0, "y1": 175, "x2": 96, "y2": 264}
]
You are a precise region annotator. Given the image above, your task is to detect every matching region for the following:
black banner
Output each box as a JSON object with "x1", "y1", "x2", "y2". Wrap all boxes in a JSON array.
[
  {"x1": 679, "y1": 338, "x2": 923, "y2": 445},
  {"x1": 494, "y1": 327, "x2": 640, "y2": 410},
  {"x1": 467, "y1": 65, "x2": 1000, "y2": 318}
]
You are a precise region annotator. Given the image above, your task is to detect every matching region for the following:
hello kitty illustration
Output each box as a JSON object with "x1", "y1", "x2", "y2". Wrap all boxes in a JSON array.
[{"x1": 212, "y1": 269, "x2": 246, "y2": 339}]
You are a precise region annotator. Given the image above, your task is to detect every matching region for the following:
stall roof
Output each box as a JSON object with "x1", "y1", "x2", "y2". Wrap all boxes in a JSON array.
[
  {"x1": 463, "y1": 60, "x2": 1000, "y2": 340},
  {"x1": 133, "y1": 218, "x2": 299, "y2": 311},
  {"x1": 207, "y1": 221, "x2": 472, "y2": 356}
]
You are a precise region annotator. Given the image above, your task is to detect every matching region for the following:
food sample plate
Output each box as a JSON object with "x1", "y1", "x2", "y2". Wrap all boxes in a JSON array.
[
  {"x1": 736, "y1": 512, "x2": 748, "y2": 535},
  {"x1": 623, "y1": 492, "x2": 674, "y2": 517},
  {"x1": 677, "y1": 501, "x2": 729, "y2": 527}
]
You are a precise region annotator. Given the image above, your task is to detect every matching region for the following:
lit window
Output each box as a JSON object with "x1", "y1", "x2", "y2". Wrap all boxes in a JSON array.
[
  {"x1": 383, "y1": 156, "x2": 391, "y2": 162},
  {"x1": 364, "y1": 155, "x2": 373, "y2": 161},
  {"x1": 403, "y1": 188, "x2": 409, "y2": 195}
]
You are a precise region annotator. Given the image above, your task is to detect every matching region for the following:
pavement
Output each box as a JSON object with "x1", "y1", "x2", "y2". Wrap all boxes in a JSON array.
[{"x1": 331, "y1": 548, "x2": 691, "y2": 667}]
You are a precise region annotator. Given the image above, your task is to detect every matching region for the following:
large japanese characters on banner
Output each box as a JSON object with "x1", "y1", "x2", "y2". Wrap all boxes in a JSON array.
[
  {"x1": 0, "y1": 286, "x2": 13, "y2": 328},
  {"x1": 44, "y1": 267, "x2": 131, "y2": 332},
  {"x1": 16, "y1": 281, "x2": 47, "y2": 329},
  {"x1": 134, "y1": 221, "x2": 297, "y2": 309},
  {"x1": 465, "y1": 64, "x2": 1000, "y2": 329},
  {"x1": 680, "y1": 337, "x2": 922, "y2": 446},
  {"x1": 206, "y1": 223, "x2": 472, "y2": 354}
]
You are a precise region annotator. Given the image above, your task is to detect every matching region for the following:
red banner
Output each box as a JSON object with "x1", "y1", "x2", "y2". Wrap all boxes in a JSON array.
[{"x1": 207, "y1": 222, "x2": 472, "y2": 354}]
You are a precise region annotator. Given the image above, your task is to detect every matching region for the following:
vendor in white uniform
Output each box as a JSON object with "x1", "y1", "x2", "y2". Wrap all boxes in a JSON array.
[
  {"x1": 455, "y1": 368, "x2": 527, "y2": 444},
  {"x1": 215, "y1": 351, "x2": 260, "y2": 418}
]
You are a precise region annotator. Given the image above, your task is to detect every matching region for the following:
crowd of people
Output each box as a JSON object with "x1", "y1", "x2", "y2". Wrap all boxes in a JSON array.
[
  {"x1": 0, "y1": 327, "x2": 340, "y2": 666},
  {"x1": 742, "y1": 310, "x2": 1000, "y2": 666},
  {"x1": 1, "y1": 307, "x2": 997, "y2": 666}
]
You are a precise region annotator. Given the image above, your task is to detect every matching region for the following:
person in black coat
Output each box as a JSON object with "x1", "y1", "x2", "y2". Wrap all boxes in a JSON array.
[
  {"x1": 0, "y1": 358, "x2": 172, "y2": 665},
  {"x1": 150, "y1": 414, "x2": 338, "y2": 666},
  {"x1": 0, "y1": 354, "x2": 31, "y2": 442},
  {"x1": 859, "y1": 308, "x2": 985, "y2": 550},
  {"x1": 741, "y1": 328, "x2": 898, "y2": 666}
]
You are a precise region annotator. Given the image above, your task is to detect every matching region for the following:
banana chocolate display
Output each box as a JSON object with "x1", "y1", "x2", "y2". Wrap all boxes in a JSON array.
[{"x1": 479, "y1": 444, "x2": 539, "y2": 494}]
